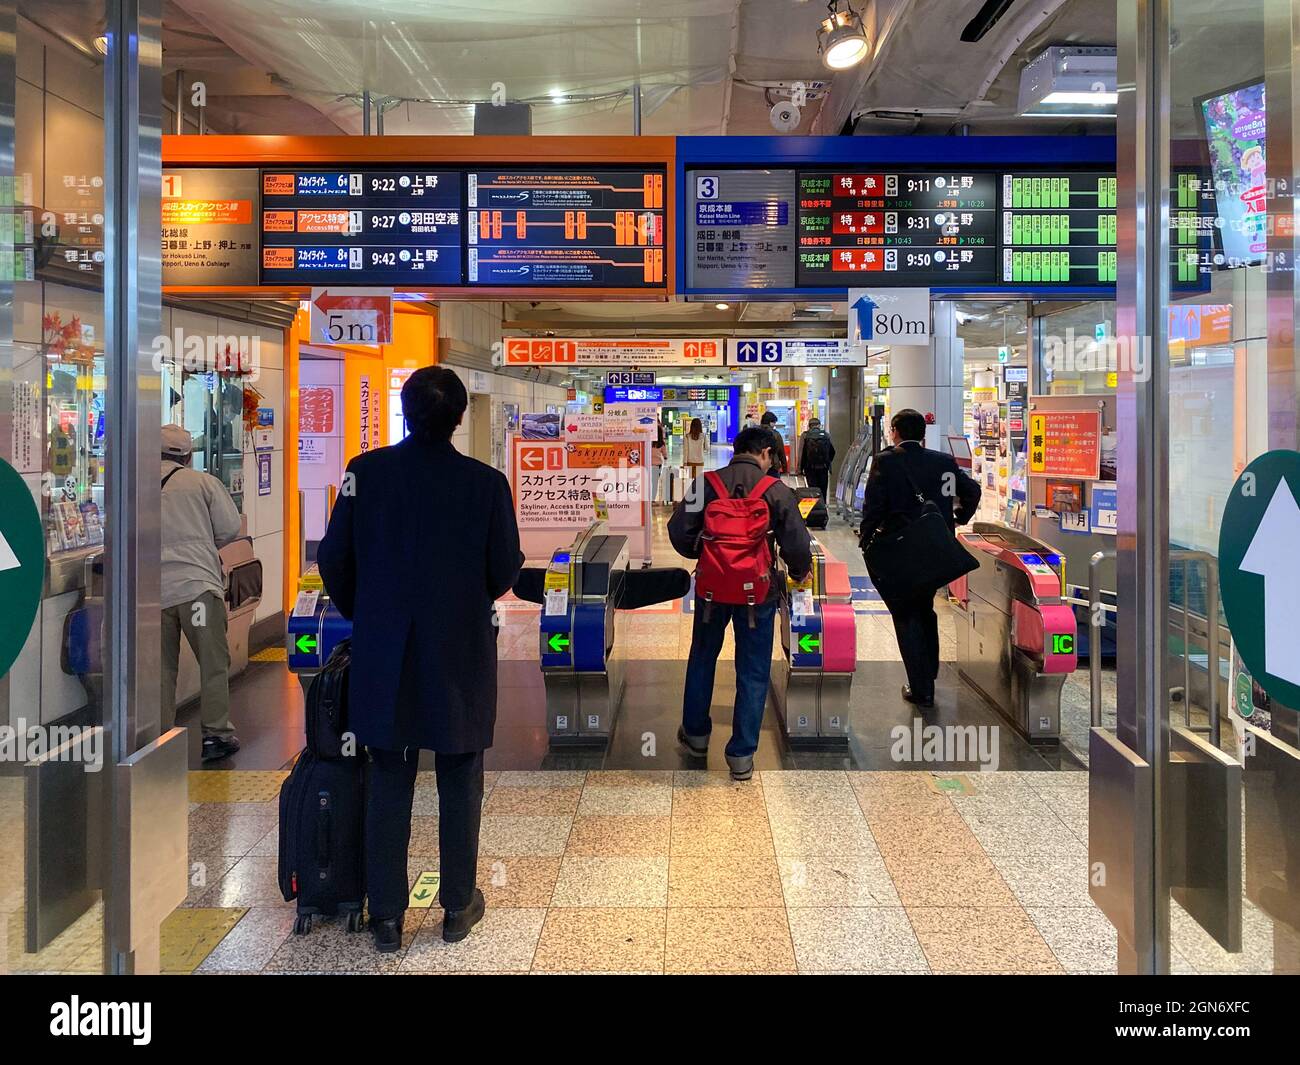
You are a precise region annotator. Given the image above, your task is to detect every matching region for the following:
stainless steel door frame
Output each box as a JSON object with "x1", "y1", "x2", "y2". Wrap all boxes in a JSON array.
[
  {"x1": 1112, "y1": 0, "x2": 1171, "y2": 975},
  {"x1": 103, "y1": 0, "x2": 171, "y2": 974}
]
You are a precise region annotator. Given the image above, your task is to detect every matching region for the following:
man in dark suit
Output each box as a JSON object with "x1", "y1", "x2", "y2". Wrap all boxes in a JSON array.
[
  {"x1": 318, "y1": 367, "x2": 522, "y2": 952},
  {"x1": 859, "y1": 408, "x2": 980, "y2": 709}
]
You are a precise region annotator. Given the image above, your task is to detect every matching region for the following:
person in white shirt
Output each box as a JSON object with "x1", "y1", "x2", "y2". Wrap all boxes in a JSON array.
[
  {"x1": 160, "y1": 423, "x2": 243, "y2": 761},
  {"x1": 682, "y1": 417, "x2": 708, "y2": 481}
]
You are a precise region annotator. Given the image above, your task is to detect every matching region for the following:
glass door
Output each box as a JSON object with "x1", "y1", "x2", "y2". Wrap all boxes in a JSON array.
[{"x1": 1107, "y1": 0, "x2": 1300, "y2": 975}]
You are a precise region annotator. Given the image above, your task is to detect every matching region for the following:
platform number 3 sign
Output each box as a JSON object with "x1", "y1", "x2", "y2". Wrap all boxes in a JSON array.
[{"x1": 697, "y1": 176, "x2": 719, "y2": 200}]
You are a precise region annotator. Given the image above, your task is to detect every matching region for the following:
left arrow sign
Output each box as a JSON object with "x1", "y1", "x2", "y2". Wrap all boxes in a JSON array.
[{"x1": 295, "y1": 634, "x2": 318, "y2": 654}]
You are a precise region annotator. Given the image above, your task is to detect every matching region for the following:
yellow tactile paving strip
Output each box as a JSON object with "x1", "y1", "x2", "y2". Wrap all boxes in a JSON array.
[
  {"x1": 161, "y1": 908, "x2": 247, "y2": 973},
  {"x1": 250, "y1": 646, "x2": 288, "y2": 663},
  {"x1": 188, "y1": 770, "x2": 288, "y2": 804}
]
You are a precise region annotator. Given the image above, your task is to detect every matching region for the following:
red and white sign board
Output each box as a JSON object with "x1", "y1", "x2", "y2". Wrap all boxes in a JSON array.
[
  {"x1": 503, "y1": 337, "x2": 723, "y2": 367},
  {"x1": 511, "y1": 438, "x2": 647, "y2": 530},
  {"x1": 310, "y1": 287, "x2": 393, "y2": 346}
]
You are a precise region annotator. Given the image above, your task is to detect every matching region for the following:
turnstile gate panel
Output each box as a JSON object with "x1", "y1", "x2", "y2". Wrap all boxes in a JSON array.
[
  {"x1": 950, "y1": 522, "x2": 1078, "y2": 743},
  {"x1": 771, "y1": 537, "x2": 857, "y2": 745}
]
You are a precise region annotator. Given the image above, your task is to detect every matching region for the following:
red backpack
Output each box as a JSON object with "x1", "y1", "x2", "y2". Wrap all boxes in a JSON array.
[{"x1": 694, "y1": 471, "x2": 779, "y2": 608}]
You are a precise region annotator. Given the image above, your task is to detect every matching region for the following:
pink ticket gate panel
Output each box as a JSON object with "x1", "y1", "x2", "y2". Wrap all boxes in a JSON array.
[
  {"x1": 950, "y1": 522, "x2": 1077, "y2": 744},
  {"x1": 771, "y1": 538, "x2": 857, "y2": 745}
]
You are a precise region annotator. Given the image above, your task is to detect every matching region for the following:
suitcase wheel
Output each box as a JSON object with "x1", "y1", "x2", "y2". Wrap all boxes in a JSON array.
[
  {"x1": 347, "y1": 911, "x2": 365, "y2": 934},
  {"x1": 293, "y1": 913, "x2": 313, "y2": 936}
]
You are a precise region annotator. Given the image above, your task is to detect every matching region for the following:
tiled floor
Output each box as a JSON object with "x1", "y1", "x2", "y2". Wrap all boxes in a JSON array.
[{"x1": 145, "y1": 765, "x2": 1293, "y2": 975}]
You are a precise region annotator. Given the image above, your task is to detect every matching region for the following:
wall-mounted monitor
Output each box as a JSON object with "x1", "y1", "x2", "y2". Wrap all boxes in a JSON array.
[{"x1": 1197, "y1": 79, "x2": 1267, "y2": 269}]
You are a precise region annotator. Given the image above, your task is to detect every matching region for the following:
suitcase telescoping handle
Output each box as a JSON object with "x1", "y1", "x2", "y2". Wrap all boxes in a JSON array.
[{"x1": 316, "y1": 793, "x2": 331, "y2": 878}]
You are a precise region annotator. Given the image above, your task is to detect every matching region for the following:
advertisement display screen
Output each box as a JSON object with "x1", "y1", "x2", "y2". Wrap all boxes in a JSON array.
[
  {"x1": 1198, "y1": 80, "x2": 1267, "y2": 268},
  {"x1": 999, "y1": 172, "x2": 1117, "y2": 283},
  {"x1": 467, "y1": 169, "x2": 666, "y2": 287},
  {"x1": 795, "y1": 170, "x2": 999, "y2": 286},
  {"x1": 259, "y1": 168, "x2": 463, "y2": 285}
]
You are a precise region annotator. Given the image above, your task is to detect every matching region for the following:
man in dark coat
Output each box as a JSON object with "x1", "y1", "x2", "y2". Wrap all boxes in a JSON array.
[
  {"x1": 318, "y1": 366, "x2": 522, "y2": 951},
  {"x1": 858, "y1": 408, "x2": 980, "y2": 709},
  {"x1": 797, "y1": 417, "x2": 837, "y2": 503}
]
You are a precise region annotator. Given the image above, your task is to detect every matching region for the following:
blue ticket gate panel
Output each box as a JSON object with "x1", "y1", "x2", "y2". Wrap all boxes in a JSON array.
[{"x1": 539, "y1": 524, "x2": 630, "y2": 743}]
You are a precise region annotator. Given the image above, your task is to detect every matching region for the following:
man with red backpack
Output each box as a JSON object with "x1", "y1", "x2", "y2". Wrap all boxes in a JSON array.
[{"x1": 668, "y1": 426, "x2": 813, "y2": 780}]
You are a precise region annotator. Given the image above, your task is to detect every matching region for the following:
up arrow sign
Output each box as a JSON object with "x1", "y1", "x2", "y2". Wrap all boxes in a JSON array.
[
  {"x1": 1238, "y1": 479, "x2": 1300, "y2": 686},
  {"x1": 0, "y1": 530, "x2": 19, "y2": 573},
  {"x1": 850, "y1": 295, "x2": 876, "y2": 343}
]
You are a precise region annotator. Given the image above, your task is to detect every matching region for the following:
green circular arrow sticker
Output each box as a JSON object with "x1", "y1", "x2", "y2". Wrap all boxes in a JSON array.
[
  {"x1": 1219, "y1": 449, "x2": 1300, "y2": 713},
  {"x1": 0, "y1": 458, "x2": 45, "y2": 680}
]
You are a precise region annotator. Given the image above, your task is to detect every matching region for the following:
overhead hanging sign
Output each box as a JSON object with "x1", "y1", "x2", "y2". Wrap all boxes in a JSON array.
[
  {"x1": 309, "y1": 287, "x2": 393, "y2": 346},
  {"x1": 727, "y1": 338, "x2": 865, "y2": 366},
  {"x1": 161, "y1": 167, "x2": 260, "y2": 286},
  {"x1": 467, "y1": 169, "x2": 665, "y2": 287},
  {"x1": 687, "y1": 169, "x2": 797, "y2": 290},
  {"x1": 848, "y1": 287, "x2": 931, "y2": 345},
  {"x1": 502, "y1": 337, "x2": 723, "y2": 367}
]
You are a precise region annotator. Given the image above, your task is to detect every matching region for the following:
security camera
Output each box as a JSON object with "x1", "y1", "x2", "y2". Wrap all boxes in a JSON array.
[{"x1": 770, "y1": 100, "x2": 801, "y2": 132}]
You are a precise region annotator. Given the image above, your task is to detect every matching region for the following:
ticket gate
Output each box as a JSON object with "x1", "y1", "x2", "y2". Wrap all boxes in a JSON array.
[
  {"x1": 513, "y1": 522, "x2": 691, "y2": 746},
  {"x1": 285, "y1": 582, "x2": 352, "y2": 692},
  {"x1": 770, "y1": 538, "x2": 857, "y2": 746},
  {"x1": 948, "y1": 522, "x2": 1078, "y2": 744}
]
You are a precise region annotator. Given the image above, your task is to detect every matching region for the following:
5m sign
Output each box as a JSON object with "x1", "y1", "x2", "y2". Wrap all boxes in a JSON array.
[{"x1": 310, "y1": 287, "x2": 393, "y2": 345}]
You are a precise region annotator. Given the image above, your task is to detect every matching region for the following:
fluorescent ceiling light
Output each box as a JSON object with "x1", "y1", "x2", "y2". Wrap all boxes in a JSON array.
[
  {"x1": 1018, "y1": 46, "x2": 1117, "y2": 117},
  {"x1": 1040, "y1": 90, "x2": 1118, "y2": 105}
]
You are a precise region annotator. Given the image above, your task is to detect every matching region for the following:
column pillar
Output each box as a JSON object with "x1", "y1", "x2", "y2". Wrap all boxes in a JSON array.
[{"x1": 886, "y1": 300, "x2": 965, "y2": 448}]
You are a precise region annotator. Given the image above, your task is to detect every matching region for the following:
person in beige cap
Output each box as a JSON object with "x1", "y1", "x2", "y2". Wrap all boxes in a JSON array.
[{"x1": 160, "y1": 423, "x2": 243, "y2": 761}]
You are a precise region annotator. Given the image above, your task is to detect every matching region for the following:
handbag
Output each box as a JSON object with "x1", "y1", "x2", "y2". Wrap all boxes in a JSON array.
[{"x1": 863, "y1": 451, "x2": 978, "y2": 601}]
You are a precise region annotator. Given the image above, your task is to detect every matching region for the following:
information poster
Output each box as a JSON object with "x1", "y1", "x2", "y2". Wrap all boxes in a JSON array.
[
  {"x1": 796, "y1": 170, "x2": 998, "y2": 286},
  {"x1": 511, "y1": 437, "x2": 647, "y2": 531},
  {"x1": 467, "y1": 170, "x2": 665, "y2": 287},
  {"x1": 259, "y1": 168, "x2": 462, "y2": 285},
  {"x1": 1028, "y1": 409, "x2": 1102, "y2": 479},
  {"x1": 687, "y1": 169, "x2": 797, "y2": 289}
]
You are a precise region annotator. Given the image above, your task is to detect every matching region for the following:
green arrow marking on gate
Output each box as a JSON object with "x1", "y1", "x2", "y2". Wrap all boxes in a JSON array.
[
  {"x1": 797, "y1": 634, "x2": 821, "y2": 653},
  {"x1": 548, "y1": 633, "x2": 571, "y2": 653},
  {"x1": 295, "y1": 634, "x2": 318, "y2": 655},
  {"x1": 1220, "y1": 449, "x2": 1300, "y2": 713},
  {"x1": 0, "y1": 459, "x2": 45, "y2": 682}
]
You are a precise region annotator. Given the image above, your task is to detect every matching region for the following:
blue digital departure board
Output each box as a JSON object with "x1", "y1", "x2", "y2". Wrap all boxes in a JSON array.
[
  {"x1": 259, "y1": 168, "x2": 463, "y2": 285},
  {"x1": 466, "y1": 169, "x2": 666, "y2": 287}
]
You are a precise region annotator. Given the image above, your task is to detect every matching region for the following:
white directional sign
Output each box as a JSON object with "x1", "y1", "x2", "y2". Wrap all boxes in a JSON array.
[
  {"x1": 727, "y1": 338, "x2": 866, "y2": 367},
  {"x1": 848, "y1": 287, "x2": 931, "y2": 345},
  {"x1": 310, "y1": 287, "x2": 394, "y2": 346}
]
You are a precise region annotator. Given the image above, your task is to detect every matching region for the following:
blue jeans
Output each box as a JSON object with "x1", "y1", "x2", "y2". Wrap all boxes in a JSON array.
[{"x1": 681, "y1": 600, "x2": 778, "y2": 759}]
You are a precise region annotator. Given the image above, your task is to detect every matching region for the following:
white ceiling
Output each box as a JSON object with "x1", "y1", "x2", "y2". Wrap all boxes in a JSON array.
[{"x1": 150, "y1": 0, "x2": 1116, "y2": 136}]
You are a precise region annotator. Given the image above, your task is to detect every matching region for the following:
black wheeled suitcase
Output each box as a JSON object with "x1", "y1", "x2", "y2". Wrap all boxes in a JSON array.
[
  {"x1": 277, "y1": 640, "x2": 366, "y2": 935},
  {"x1": 278, "y1": 750, "x2": 366, "y2": 934},
  {"x1": 794, "y1": 487, "x2": 830, "y2": 529}
]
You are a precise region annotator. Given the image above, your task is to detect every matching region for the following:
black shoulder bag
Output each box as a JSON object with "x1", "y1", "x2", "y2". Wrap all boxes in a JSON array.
[{"x1": 862, "y1": 451, "x2": 978, "y2": 601}]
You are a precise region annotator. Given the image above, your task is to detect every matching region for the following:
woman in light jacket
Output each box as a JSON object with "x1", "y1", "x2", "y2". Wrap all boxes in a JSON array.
[{"x1": 682, "y1": 417, "x2": 707, "y2": 482}]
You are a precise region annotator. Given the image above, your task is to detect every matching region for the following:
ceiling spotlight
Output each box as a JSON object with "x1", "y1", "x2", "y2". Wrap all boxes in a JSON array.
[
  {"x1": 818, "y1": 1, "x2": 871, "y2": 71},
  {"x1": 715, "y1": 302, "x2": 730, "y2": 310}
]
